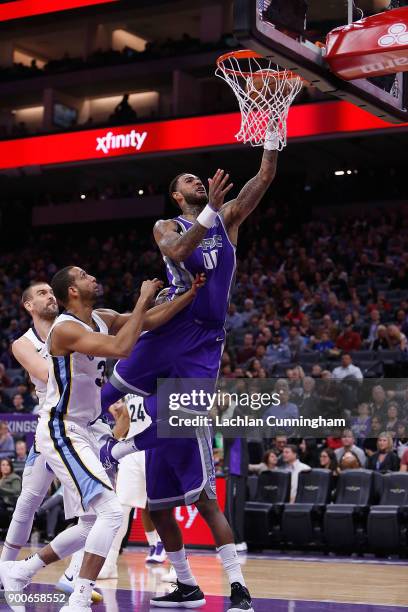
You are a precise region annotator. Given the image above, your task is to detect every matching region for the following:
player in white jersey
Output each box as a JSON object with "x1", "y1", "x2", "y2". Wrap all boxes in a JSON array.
[
  {"x1": 0, "y1": 267, "x2": 204, "y2": 612},
  {"x1": 1, "y1": 282, "x2": 107, "y2": 604},
  {"x1": 98, "y1": 395, "x2": 166, "y2": 580}
]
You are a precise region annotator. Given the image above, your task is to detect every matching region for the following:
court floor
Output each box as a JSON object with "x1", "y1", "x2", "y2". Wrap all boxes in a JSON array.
[{"x1": 0, "y1": 546, "x2": 406, "y2": 611}]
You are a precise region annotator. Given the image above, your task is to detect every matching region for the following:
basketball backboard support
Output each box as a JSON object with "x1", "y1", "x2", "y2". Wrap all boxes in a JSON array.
[{"x1": 233, "y1": 0, "x2": 408, "y2": 123}]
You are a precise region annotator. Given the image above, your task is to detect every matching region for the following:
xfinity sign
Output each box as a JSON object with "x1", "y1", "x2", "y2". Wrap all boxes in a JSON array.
[{"x1": 96, "y1": 130, "x2": 148, "y2": 154}]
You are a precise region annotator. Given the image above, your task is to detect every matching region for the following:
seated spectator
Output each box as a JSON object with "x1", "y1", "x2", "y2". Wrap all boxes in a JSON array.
[
  {"x1": 351, "y1": 402, "x2": 371, "y2": 444},
  {"x1": 253, "y1": 344, "x2": 274, "y2": 373},
  {"x1": 395, "y1": 422, "x2": 408, "y2": 458},
  {"x1": 364, "y1": 308, "x2": 381, "y2": 346},
  {"x1": 336, "y1": 323, "x2": 362, "y2": 352},
  {"x1": 236, "y1": 333, "x2": 256, "y2": 364},
  {"x1": 371, "y1": 325, "x2": 389, "y2": 351},
  {"x1": 13, "y1": 440, "x2": 27, "y2": 472},
  {"x1": 339, "y1": 450, "x2": 362, "y2": 470},
  {"x1": 36, "y1": 485, "x2": 64, "y2": 544},
  {"x1": 266, "y1": 331, "x2": 291, "y2": 364},
  {"x1": 241, "y1": 298, "x2": 257, "y2": 324},
  {"x1": 249, "y1": 448, "x2": 279, "y2": 474},
  {"x1": 363, "y1": 415, "x2": 385, "y2": 456},
  {"x1": 367, "y1": 432, "x2": 400, "y2": 472},
  {"x1": 319, "y1": 447, "x2": 339, "y2": 476},
  {"x1": 299, "y1": 438, "x2": 319, "y2": 467},
  {"x1": 312, "y1": 330, "x2": 335, "y2": 353},
  {"x1": 0, "y1": 422, "x2": 14, "y2": 459},
  {"x1": 311, "y1": 364, "x2": 323, "y2": 378},
  {"x1": 369, "y1": 385, "x2": 387, "y2": 418},
  {"x1": 332, "y1": 353, "x2": 363, "y2": 381},
  {"x1": 281, "y1": 444, "x2": 311, "y2": 502},
  {"x1": 271, "y1": 435, "x2": 288, "y2": 465},
  {"x1": 11, "y1": 393, "x2": 31, "y2": 414},
  {"x1": 0, "y1": 364, "x2": 11, "y2": 389},
  {"x1": 387, "y1": 324, "x2": 407, "y2": 352},
  {"x1": 285, "y1": 325, "x2": 306, "y2": 360},
  {"x1": 0, "y1": 391, "x2": 12, "y2": 413},
  {"x1": 225, "y1": 303, "x2": 244, "y2": 331},
  {"x1": 335, "y1": 429, "x2": 366, "y2": 467},
  {"x1": 0, "y1": 458, "x2": 21, "y2": 506},
  {"x1": 263, "y1": 387, "x2": 299, "y2": 437},
  {"x1": 385, "y1": 402, "x2": 401, "y2": 437},
  {"x1": 299, "y1": 376, "x2": 319, "y2": 418},
  {"x1": 400, "y1": 447, "x2": 408, "y2": 472}
]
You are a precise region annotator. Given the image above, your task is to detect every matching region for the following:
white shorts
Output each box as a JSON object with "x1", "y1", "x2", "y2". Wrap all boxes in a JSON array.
[
  {"x1": 116, "y1": 451, "x2": 147, "y2": 508},
  {"x1": 36, "y1": 417, "x2": 113, "y2": 520}
]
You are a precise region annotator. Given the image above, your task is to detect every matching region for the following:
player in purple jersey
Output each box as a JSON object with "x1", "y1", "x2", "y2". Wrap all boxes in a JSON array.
[{"x1": 100, "y1": 151, "x2": 278, "y2": 611}]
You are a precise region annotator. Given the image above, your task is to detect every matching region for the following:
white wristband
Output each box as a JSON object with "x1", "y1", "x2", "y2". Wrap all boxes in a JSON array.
[
  {"x1": 264, "y1": 129, "x2": 280, "y2": 151},
  {"x1": 197, "y1": 204, "x2": 217, "y2": 229}
]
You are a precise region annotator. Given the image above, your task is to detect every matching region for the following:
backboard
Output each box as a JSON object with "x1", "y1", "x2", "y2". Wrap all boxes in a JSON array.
[{"x1": 234, "y1": 0, "x2": 408, "y2": 123}]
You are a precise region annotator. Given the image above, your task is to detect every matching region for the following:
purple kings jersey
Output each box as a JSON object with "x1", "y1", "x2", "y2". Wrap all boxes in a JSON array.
[{"x1": 164, "y1": 213, "x2": 236, "y2": 326}]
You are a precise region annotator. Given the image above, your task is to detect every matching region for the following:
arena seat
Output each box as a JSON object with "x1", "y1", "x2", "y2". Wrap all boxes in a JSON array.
[
  {"x1": 367, "y1": 473, "x2": 408, "y2": 554},
  {"x1": 244, "y1": 470, "x2": 291, "y2": 549},
  {"x1": 324, "y1": 469, "x2": 374, "y2": 551},
  {"x1": 298, "y1": 352, "x2": 321, "y2": 364},
  {"x1": 282, "y1": 469, "x2": 332, "y2": 547}
]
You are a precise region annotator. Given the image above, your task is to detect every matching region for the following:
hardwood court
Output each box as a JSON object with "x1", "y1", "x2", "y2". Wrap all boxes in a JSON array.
[{"x1": 1, "y1": 546, "x2": 405, "y2": 611}]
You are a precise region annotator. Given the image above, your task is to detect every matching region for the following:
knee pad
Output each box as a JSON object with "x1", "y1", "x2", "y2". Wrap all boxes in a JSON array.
[
  {"x1": 89, "y1": 490, "x2": 123, "y2": 533},
  {"x1": 77, "y1": 515, "x2": 97, "y2": 540},
  {"x1": 13, "y1": 489, "x2": 44, "y2": 522}
]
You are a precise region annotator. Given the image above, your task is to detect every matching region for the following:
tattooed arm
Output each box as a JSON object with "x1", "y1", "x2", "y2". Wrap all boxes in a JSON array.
[
  {"x1": 221, "y1": 150, "x2": 278, "y2": 242},
  {"x1": 154, "y1": 169, "x2": 233, "y2": 263}
]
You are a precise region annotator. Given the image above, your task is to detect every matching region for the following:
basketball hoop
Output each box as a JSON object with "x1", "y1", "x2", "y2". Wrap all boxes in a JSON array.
[{"x1": 216, "y1": 50, "x2": 304, "y2": 149}]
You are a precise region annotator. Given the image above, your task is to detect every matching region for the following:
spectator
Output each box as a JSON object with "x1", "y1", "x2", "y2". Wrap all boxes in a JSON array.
[
  {"x1": 111, "y1": 94, "x2": 137, "y2": 124},
  {"x1": 319, "y1": 447, "x2": 339, "y2": 476},
  {"x1": 400, "y1": 447, "x2": 408, "y2": 472},
  {"x1": 11, "y1": 393, "x2": 31, "y2": 414},
  {"x1": 339, "y1": 450, "x2": 362, "y2": 470},
  {"x1": 13, "y1": 440, "x2": 27, "y2": 472},
  {"x1": 372, "y1": 325, "x2": 389, "y2": 351},
  {"x1": 335, "y1": 429, "x2": 366, "y2": 467},
  {"x1": 0, "y1": 364, "x2": 11, "y2": 389},
  {"x1": 332, "y1": 353, "x2": 363, "y2": 381},
  {"x1": 369, "y1": 385, "x2": 388, "y2": 419},
  {"x1": 312, "y1": 330, "x2": 335, "y2": 353},
  {"x1": 387, "y1": 324, "x2": 407, "y2": 352},
  {"x1": 36, "y1": 485, "x2": 64, "y2": 544},
  {"x1": 281, "y1": 444, "x2": 311, "y2": 502},
  {"x1": 265, "y1": 331, "x2": 291, "y2": 364},
  {"x1": 385, "y1": 402, "x2": 401, "y2": 436},
  {"x1": 299, "y1": 438, "x2": 319, "y2": 467},
  {"x1": 364, "y1": 309, "x2": 381, "y2": 346},
  {"x1": 241, "y1": 298, "x2": 257, "y2": 324},
  {"x1": 311, "y1": 364, "x2": 323, "y2": 378},
  {"x1": 236, "y1": 333, "x2": 256, "y2": 364},
  {"x1": 363, "y1": 416, "x2": 385, "y2": 456},
  {"x1": 263, "y1": 387, "x2": 299, "y2": 437},
  {"x1": 395, "y1": 422, "x2": 408, "y2": 458},
  {"x1": 0, "y1": 458, "x2": 21, "y2": 506},
  {"x1": 367, "y1": 432, "x2": 400, "y2": 472},
  {"x1": 225, "y1": 303, "x2": 244, "y2": 331},
  {"x1": 249, "y1": 448, "x2": 279, "y2": 474},
  {"x1": 335, "y1": 323, "x2": 362, "y2": 352},
  {"x1": 272, "y1": 435, "x2": 288, "y2": 465},
  {"x1": 285, "y1": 325, "x2": 306, "y2": 360},
  {"x1": 351, "y1": 402, "x2": 371, "y2": 444},
  {"x1": 0, "y1": 422, "x2": 14, "y2": 459}
]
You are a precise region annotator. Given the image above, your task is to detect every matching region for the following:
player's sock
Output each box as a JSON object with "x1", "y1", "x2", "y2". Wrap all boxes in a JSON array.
[
  {"x1": 167, "y1": 548, "x2": 197, "y2": 587},
  {"x1": 216, "y1": 544, "x2": 246, "y2": 587},
  {"x1": 145, "y1": 530, "x2": 158, "y2": 546},
  {"x1": 16, "y1": 553, "x2": 46, "y2": 577},
  {"x1": 0, "y1": 542, "x2": 20, "y2": 561},
  {"x1": 71, "y1": 577, "x2": 94, "y2": 606},
  {"x1": 65, "y1": 549, "x2": 84, "y2": 580}
]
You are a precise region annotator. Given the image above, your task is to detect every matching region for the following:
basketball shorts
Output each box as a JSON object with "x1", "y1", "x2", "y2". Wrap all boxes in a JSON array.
[{"x1": 36, "y1": 417, "x2": 113, "y2": 519}]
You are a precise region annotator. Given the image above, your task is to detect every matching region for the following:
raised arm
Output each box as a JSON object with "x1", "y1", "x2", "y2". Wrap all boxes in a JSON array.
[
  {"x1": 97, "y1": 273, "x2": 205, "y2": 334},
  {"x1": 153, "y1": 169, "x2": 233, "y2": 263},
  {"x1": 143, "y1": 273, "x2": 205, "y2": 330},
  {"x1": 51, "y1": 280, "x2": 161, "y2": 358},
  {"x1": 221, "y1": 150, "x2": 278, "y2": 236},
  {"x1": 12, "y1": 336, "x2": 49, "y2": 384}
]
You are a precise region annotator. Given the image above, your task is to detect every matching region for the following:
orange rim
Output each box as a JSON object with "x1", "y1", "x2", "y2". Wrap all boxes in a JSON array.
[{"x1": 216, "y1": 49, "x2": 303, "y2": 81}]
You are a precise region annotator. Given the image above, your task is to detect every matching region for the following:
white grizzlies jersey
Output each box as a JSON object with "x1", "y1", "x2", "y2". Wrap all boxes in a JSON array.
[
  {"x1": 125, "y1": 394, "x2": 152, "y2": 438},
  {"x1": 22, "y1": 327, "x2": 48, "y2": 408},
  {"x1": 40, "y1": 311, "x2": 108, "y2": 425}
]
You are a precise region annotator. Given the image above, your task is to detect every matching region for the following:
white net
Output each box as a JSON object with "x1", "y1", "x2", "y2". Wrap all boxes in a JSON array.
[{"x1": 216, "y1": 52, "x2": 303, "y2": 150}]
